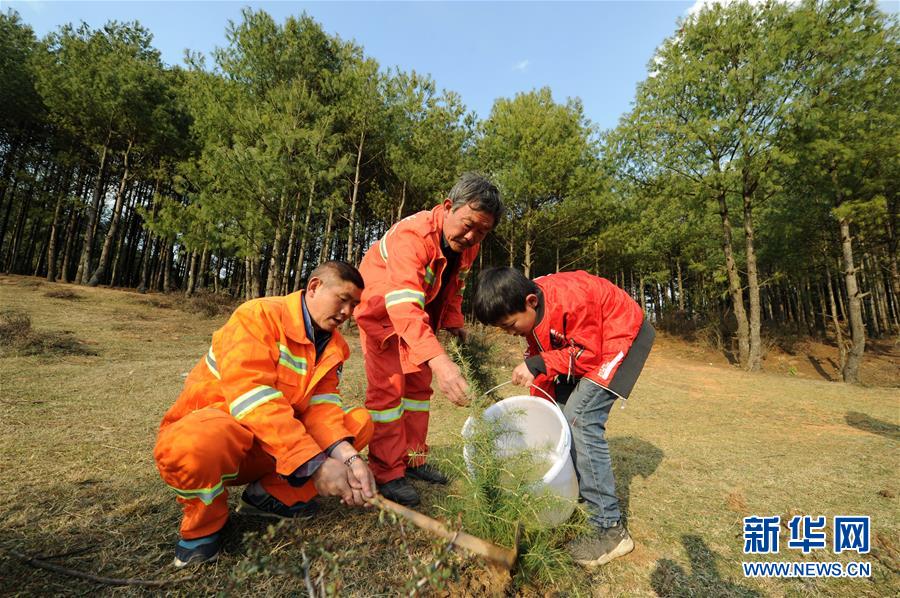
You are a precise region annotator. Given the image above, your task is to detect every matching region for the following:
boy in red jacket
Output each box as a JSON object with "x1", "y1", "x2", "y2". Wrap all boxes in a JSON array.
[{"x1": 473, "y1": 267, "x2": 655, "y2": 567}]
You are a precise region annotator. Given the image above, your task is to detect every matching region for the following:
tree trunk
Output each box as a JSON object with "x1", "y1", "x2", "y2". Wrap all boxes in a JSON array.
[
  {"x1": 77, "y1": 138, "x2": 110, "y2": 284},
  {"x1": 185, "y1": 249, "x2": 199, "y2": 297},
  {"x1": 266, "y1": 195, "x2": 287, "y2": 297},
  {"x1": 89, "y1": 140, "x2": 132, "y2": 286},
  {"x1": 46, "y1": 166, "x2": 75, "y2": 282},
  {"x1": 111, "y1": 183, "x2": 139, "y2": 287},
  {"x1": 825, "y1": 260, "x2": 846, "y2": 374},
  {"x1": 396, "y1": 181, "x2": 406, "y2": 224},
  {"x1": 281, "y1": 192, "x2": 302, "y2": 295},
  {"x1": 838, "y1": 217, "x2": 866, "y2": 383},
  {"x1": 0, "y1": 136, "x2": 22, "y2": 228},
  {"x1": 717, "y1": 189, "x2": 750, "y2": 368},
  {"x1": 346, "y1": 128, "x2": 366, "y2": 260},
  {"x1": 162, "y1": 241, "x2": 174, "y2": 292},
  {"x1": 742, "y1": 187, "x2": 762, "y2": 371},
  {"x1": 198, "y1": 243, "x2": 210, "y2": 291},
  {"x1": 293, "y1": 180, "x2": 318, "y2": 292},
  {"x1": 321, "y1": 202, "x2": 335, "y2": 265}
]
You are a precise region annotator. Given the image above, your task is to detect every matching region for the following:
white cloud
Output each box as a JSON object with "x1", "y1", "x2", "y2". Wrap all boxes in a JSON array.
[{"x1": 513, "y1": 59, "x2": 530, "y2": 72}]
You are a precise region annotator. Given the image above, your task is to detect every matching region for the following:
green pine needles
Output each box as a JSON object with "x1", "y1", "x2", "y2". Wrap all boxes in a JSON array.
[{"x1": 436, "y1": 333, "x2": 590, "y2": 589}]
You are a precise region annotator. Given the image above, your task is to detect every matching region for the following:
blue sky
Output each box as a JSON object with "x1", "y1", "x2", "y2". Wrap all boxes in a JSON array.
[{"x1": 6, "y1": 1, "x2": 898, "y2": 131}]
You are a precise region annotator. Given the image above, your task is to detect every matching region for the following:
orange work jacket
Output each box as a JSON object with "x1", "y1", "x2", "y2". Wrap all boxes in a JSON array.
[
  {"x1": 355, "y1": 204, "x2": 479, "y2": 369},
  {"x1": 160, "y1": 291, "x2": 353, "y2": 476}
]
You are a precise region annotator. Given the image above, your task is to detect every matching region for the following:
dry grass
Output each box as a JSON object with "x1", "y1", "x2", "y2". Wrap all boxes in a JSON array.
[
  {"x1": 43, "y1": 289, "x2": 85, "y2": 301},
  {"x1": 0, "y1": 274, "x2": 898, "y2": 596},
  {"x1": 0, "y1": 309, "x2": 97, "y2": 357}
]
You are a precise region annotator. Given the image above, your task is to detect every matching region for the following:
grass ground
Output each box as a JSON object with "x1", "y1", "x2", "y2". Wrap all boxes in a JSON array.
[{"x1": 0, "y1": 274, "x2": 897, "y2": 596}]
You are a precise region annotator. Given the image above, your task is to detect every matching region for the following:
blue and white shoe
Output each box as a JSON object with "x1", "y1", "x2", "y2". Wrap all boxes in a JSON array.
[
  {"x1": 173, "y1": 531, "x2": 222, "y2": 568},
  {"x1": 237, "y1": 481, "x2": 319, "y2": 519}
]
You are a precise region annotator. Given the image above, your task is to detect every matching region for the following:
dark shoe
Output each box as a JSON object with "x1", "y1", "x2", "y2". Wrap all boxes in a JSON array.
[
  {"x1": 566, "y1": 522, "x2": 634, "y2": 568},
  {"x1": 237, "y1": 481, "x2": 319, "y2": 519},
  {"x1": 378, "y1": 477, "x2": 420, "y2": 507},
  {"x1": 406, "y1": 463, "x2": 449, "y2": 485},
  {"x1": 174, "y1": 531, "x2": 222, "y2": 568}
]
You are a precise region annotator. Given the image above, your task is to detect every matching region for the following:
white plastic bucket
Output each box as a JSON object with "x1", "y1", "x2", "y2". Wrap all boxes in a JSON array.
[{"x1": 462, "y1": 395, "x2": 578, "y2": 527}]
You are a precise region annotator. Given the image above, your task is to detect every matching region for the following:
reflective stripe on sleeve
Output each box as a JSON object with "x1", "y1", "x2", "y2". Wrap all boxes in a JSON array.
[
  {"x1": 205, "y1": 347, "x2": 221, "y2": 379},
  {"x1": 230, "y1": 385, "x2": 284, "y2": 420},
  {"x1": 424, "y1": 266, "x2": 435, "y2": 286},
  {"x1": 278, "y1": 344, "x2": 308, "y2": 375},
  {"x1": 379, "y1": 236, "x2": 389, "y2": 261},
  {"x1": 309, "y1": 393, "x2": 343, "y2": 407},
  {"x1": 385, "y1": 289, "x2": 426, "y2": 309}
]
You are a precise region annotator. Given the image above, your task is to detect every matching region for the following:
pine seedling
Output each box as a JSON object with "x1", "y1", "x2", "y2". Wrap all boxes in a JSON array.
[{"x1": 436, "y1": 333, "x2": 590, "y2": 590}]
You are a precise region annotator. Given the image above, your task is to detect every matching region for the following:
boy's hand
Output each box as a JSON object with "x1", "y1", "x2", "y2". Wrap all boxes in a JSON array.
[
  {"x1": 429, "y1": 353, "x2": 470, "y2": 406},
  {"x1": 511, "y1": 361, "x2": 535, "y2": 387}
]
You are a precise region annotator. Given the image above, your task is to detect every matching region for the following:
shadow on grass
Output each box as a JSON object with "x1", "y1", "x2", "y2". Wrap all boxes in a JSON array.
[
  {"x1": 610, "y1": 436, "x2": 664, "y2": 522},
  {"x1": 650, "y1": 535, "x2": 762, "y2": 597},
  {"x1": 806, "y1": 355, "x2": 835, "y2": 381},
  {"x1": 845, "y1": 412, "x2": 900, "y2": 441}
]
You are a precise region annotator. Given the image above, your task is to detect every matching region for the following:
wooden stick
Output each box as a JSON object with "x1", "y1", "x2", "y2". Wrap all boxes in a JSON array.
[{"x1": 369, "y1": 495, "x2": 518, "y2": 570}]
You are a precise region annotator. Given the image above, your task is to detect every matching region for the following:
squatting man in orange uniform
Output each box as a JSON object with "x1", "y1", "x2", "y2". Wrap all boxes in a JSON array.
[
  {"x1": 355, "y1": 173, "x2": 503, "y2": 506},
  {"x1": 154, "y1": 261, "x2": 375, "y2": 568}
]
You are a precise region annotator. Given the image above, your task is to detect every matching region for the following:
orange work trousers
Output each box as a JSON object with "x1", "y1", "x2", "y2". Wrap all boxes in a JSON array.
[
  {"x1": 359, "y1": 328, "x2": 433, "y2": 484},
  {"x1": 154, "y1": 406, "x2": 373, "y2": 539}
]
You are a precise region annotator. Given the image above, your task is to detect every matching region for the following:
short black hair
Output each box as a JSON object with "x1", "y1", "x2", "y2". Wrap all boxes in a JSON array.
[
  {"x1": 473, "y1": 267, "x2": 538, "y2": 325},
  {"x1": 309, "y1": 260, "x2": 365, "y2": 290}
]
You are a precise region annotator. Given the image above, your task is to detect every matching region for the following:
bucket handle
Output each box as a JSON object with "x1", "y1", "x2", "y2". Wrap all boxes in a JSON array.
[{"x1": 479, "y1": 379, "x2": 555, "y2": 403}]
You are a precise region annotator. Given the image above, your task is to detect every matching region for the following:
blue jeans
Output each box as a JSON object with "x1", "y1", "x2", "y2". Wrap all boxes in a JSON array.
[{"x1": 561, "y1": 379, "x2": 620, "y2": 531}]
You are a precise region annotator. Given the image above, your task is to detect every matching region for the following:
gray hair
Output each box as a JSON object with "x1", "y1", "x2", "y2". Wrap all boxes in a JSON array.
[{"x1": 448, "y1": 172, "x2": 504, "y2": 223}]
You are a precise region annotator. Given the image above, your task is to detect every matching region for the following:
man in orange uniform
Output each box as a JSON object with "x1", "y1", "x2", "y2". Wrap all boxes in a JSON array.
[
  {"x1": 155, "y1": 261, "x2": 375, "y2": 568},
  {"x1": 355, "y1": 173, "x2": 502, "y2": 506}
]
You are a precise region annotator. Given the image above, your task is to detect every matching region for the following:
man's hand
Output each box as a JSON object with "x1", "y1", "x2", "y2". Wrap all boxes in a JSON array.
[
  {"x1": 511, "y1": 361, "x2": 535, "y2": 388},
  {"x1": 346, "y1": 456, "x2": 376, "y2": 505},
  {"x1": 324, "y1": 442, "x2": 376, "y2": 507},
  {"x1": 312, "y1": 457, "x2": 354, "y2": 503},
  {"x1": 428, "y1": 353, "x2": 470, "y2": 406},
  {"x1": 445, "y1": 327, "x2": 468, "y2": 344}
]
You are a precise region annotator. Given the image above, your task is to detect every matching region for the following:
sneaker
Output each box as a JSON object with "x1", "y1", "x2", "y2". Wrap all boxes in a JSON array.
[
  {"x1": 237, "y1": 481, "x2": 319, "y2": 519},
  {"x1": 378, "y1": 477, "x2": 420, "y2": 507},
  {"x1": 406, "y1": 463, "x2": 449, "y2": 485},
  {"x1": 566, "y1": 522, "x2": 635, "y2": 568},
  {"x1": 174, "y1": 531, "x2": 222, "y2": 568}
]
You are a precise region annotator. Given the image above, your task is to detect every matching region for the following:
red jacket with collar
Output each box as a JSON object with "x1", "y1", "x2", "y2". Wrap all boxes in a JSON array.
[
  {"x1": 355, "y1": 204, "x2": 479, "y2": 369},
  {"x1": 526, "y1": 271, "x2": 645, "y2": 396}
]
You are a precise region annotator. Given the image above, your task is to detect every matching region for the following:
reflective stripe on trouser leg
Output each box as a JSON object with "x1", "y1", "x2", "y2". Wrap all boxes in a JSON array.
[
  {"x1": 259, "y1": 407, "x2": 375, "y2": 505},
  {"x1": 402, "y1": 368, "x2": 433, "y2": 469},
  {"x1": 360, "y1": 329, "x2": 410, "y2": 484},
  {"x1": 154, "y1": 408, "x2": 255, "y2": 539}
]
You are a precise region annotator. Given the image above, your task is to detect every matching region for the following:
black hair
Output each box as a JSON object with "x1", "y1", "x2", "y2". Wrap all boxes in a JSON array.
[
  {"x1": 309, "y1": 260, "x2": 365, "y2": 290},
  {"x1": 473, "y1": 267, "x2": 538, "y2": 325}
]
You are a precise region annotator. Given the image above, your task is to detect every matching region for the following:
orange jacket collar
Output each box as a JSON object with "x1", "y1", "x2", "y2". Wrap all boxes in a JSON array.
[{"x1": 283, "y1": 291, "x2": 312, "y2": 344}]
